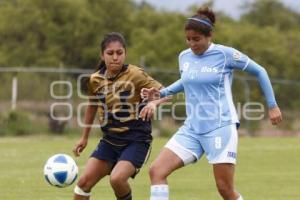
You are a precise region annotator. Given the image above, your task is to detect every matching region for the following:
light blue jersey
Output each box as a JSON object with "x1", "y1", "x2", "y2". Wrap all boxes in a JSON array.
[{"x1": 161, "y1": 43, "x2": 277, "y2": 134}]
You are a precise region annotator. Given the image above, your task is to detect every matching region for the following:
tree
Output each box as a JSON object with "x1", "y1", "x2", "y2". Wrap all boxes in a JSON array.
[
  {"x1": 0, "y1": 0, "x2": 136, "y2": 68},
  {"x1": 241, "y1": 0, "x2": 300, "y2": 31}
]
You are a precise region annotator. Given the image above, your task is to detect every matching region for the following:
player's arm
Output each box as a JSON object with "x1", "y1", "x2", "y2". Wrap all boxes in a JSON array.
[
  {"x1": 160, "y1": 79, "x2": 184, "y2": 97},
  {"x1": 140, "y1": 79, "x2": 184, "y2": 121},
  {"x1": 244, "y1": 60, "x2": 282, "y2": 125},
  {"x1": 81, "y1": 99, "x2": 98, "y2": 138},
  {"x1": 141, "y1": 79, "x2": 184, "y2": 100},
  {"x1": 139, "y1": 95, "x2": 171, "y2": 121},
  {"x1": 73, "y1": 98, "x2": 98, "y2": 157}
]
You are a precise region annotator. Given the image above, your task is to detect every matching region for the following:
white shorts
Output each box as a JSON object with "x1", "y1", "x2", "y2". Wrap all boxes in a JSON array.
[{"x1": 165, "y1": 124, "x2": 238, "y2": 165}]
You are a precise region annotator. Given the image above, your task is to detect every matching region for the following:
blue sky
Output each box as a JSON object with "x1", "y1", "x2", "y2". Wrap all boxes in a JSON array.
[{"x1": 133, "y1": 0, "x2": 300, "y2": 19}]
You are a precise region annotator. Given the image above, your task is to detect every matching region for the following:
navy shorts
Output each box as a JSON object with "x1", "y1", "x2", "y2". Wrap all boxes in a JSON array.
[{"x1": 91, "y1": 139, "x2": 151, "y2": 177}]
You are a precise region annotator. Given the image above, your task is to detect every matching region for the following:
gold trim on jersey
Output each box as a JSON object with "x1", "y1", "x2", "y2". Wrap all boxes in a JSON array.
[
  {"x1": 88, "y1": 64, "x2": 163, "y2": 134},
  {"x1": 102, "y1": 138, "x2": 128, "y2": 147}
]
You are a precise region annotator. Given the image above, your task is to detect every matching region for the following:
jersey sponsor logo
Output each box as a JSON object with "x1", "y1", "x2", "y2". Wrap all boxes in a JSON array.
[
  {"x1": 233, "y1": 51, "x2": 241, "y2": 60},
  {"x1": 227, "y1": 151, "x2": 237, "y2": 159},
  {"x1": 201, "y1": 66, "x2": 218, "y2": 73},
  {"x1": 182, "y1": 62, "x2": 190, "y2": 72}
]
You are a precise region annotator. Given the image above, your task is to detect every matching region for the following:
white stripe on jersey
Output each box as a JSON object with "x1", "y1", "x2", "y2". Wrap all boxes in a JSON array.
[
  {"x1": 242, "y1": 58, "x2": 250, "y2": 71},
  {"x1": 217, "y1": 49, "x2": 227, "y2": 127},
  {"x1": 224, "y1": 74, "x2": 239, "y2": 124}
]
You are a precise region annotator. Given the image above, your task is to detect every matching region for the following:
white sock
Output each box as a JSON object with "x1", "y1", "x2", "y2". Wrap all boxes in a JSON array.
[
  {"x1": 150, "y1": 184, "x2": 169, "y2": 200},
  {"x1": 237, "y1": 194, "x2": 244, "y2": 200}
]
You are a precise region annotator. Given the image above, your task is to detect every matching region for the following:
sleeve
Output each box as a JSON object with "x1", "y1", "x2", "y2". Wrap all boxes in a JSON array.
[
  {"x1": 160, "y1": 79, "x2": 184, "y2": 98},
  {"x1": 243, "y1": 59, "x2": 277, "y2": 108},
  {"x1": 178, "y1": 51, "x2": 185, "y2": 75},
  {"x1": 134, "y1": 68, "x2": 163, "y2": 91},
  {"x1": 225, "y1": 47, "x2": 277, "y2": 108},
  {"x1": 87, "y1": 76, "x2": 95, "y2": 96},
  {"x1": 87, "y1": 73, "x2": 101, "y2": 97},
  {"x1": 226, "y1": 47, "x2": 250, "y2": 71}
]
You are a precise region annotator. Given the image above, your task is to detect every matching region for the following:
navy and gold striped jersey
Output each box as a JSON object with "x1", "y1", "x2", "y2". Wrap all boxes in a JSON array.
[{"x1": 88, "y1": 64, "x2": 163, "y2": 144}]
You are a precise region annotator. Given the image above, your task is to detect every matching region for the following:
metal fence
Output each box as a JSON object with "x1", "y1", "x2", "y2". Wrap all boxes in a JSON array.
[{"x1": 0, "y1": 66, "x2": 299, "y2": 136}]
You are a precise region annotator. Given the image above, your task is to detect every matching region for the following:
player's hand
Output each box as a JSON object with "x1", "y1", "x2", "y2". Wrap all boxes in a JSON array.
[
  {"x1": 139, "y1": 102, "x2": 157, "y2": 121},
  {"x1": 73, "y1": 138, "x2": 88, "y2": 157},
  {"x1": 141, "y1": 87, "x2": 161, "y2": 101},
  {"x1": 268, "y1": 106, "x2": 282, "y2": 125}
]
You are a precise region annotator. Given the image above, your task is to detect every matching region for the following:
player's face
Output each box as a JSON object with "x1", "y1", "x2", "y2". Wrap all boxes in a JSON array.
[
  {"x1": 101, "y1": 41, "x2": 126, "y2": 74},
  {"x1": 185, "y1": 30, "x2": 211, "y2": 55}
]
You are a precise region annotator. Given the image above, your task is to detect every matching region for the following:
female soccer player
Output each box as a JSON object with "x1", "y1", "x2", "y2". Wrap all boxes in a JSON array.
[
  {"x1": 140, "y1": 7, "x2": 282, "y2": 200},
  {"x1": 72, "y1": 32, "x2": 165, "y2": 200}
]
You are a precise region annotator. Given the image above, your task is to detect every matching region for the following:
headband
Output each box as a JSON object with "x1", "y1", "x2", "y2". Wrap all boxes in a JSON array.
[{"x1": 188, "y1": 17, "x2": 213, "y2": 29}]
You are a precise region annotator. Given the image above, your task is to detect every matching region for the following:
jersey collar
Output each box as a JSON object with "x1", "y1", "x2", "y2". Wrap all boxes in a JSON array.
[
  {"x1": 191, "y1": 42, "x2": 215, "y2": 56},
  {"x1": 202, "y1": 42, "x2": 215, "y2": 55},
  {"x1": 206, "y1": 42, "x2": 215, "y2": 52},
  {"x1": 99, "y1": 64, "x2": 129, "y2": 81}
]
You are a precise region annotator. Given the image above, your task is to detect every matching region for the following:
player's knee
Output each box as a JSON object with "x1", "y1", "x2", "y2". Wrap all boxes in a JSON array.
[
  {"x1": 110, "y1": 172, "x2": 126, "y2": 188},
  {"x1": 215, "y1": 180, "x2": 234, "y2": 197},
  {"x1": 149, "y1": 163, "x2": 157, "y2": 179},
  {"x1": 76, "y1": 175, "x2": 92, "y2": 192},
  {"x1": 149, "y1": 163, "x2": 166, "y2": 180}
]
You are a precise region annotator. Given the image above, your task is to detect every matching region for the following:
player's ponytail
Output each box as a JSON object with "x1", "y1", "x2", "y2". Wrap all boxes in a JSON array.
[
  {"x1": 185, "y1": 6, "x2": 216, "y2": 36},
  {"x1": 95, "y1": 32, "x2": 127, "y2": 71}
]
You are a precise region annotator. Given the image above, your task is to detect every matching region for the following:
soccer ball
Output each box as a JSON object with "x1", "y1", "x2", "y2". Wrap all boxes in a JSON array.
[{"x1": 43, "y1": 154, "x2": 78, "y2": 188}]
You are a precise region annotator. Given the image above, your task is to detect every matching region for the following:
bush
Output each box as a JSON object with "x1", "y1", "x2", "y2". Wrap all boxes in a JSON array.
[{"x1": 0, "y1": 110, "x2": 33, "y2": 136}]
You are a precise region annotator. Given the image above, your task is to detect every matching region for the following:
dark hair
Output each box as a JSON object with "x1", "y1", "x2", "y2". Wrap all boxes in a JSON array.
[
  {"x1": 185, "y1": 6, "x2": 216, "y2": 36},
  {"x1": 96, "y1": 32, "x2": 127, "y2": 71}
]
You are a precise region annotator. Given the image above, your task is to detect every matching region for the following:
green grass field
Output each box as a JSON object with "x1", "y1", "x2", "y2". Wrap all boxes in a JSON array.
[{"x1": 1, "y1": 135, "x2": 300, "y2": 200}]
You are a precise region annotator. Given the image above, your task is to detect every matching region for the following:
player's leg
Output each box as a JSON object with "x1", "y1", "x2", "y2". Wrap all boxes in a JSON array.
[
  {"x1": 74, "y1": 139, "x2": 117, "y2": 200},
  {"x1": 213, "y1": 163, "x2": 241, "y2": 200},
  {"x1": 149, "y1": 147, "x2": 184, "y2": 200},
  {"x1": 150, "y1": 126, "x2": 202, "y2": 200},
  {"x1": 73, "y1": 158, "x2": 111, "y2": 200},
  {"x1": 110, "y1": 161, "x2": 136, "y2": 200},
  {"x1": 110, "y1": 141, "x2": 151, "y2": 200},
  {"x1": 149, "y1": 147, "x2": 184, "y2": 184},
  {"x1": 201, "y1": 124, "x2": 243, "y2": 200}
]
